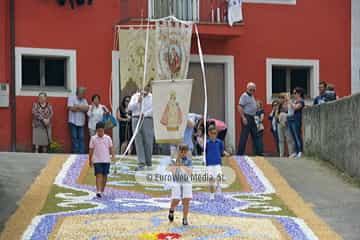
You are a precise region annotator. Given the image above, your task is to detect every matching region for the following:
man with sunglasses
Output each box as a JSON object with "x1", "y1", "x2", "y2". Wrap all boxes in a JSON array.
[{"x1": 237, "y1": 82, "x2": 261, "y2": 156}]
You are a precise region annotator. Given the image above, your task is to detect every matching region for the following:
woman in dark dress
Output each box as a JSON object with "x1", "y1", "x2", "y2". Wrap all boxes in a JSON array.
[{"x1": 116, "y1": 96, "x2": 133, "y2": 154}]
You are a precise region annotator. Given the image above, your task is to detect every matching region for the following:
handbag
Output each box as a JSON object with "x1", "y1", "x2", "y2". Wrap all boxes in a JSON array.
[{"x1": 101, "y1": 113, "x2": 118, "y2": 129}]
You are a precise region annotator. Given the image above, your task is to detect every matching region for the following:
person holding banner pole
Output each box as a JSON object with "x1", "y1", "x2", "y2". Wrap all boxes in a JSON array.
[{"x1": 128, "y1": 84, "x2": 154, "y2": 171}]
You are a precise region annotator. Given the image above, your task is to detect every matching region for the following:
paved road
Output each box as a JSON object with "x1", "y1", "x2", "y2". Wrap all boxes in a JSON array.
[
  {"x1": 268, "y1": 156, "x2": 360, "y2": 240},
  {"x1": 0, "y1": 152, "x2": 52, "y2": 232}
]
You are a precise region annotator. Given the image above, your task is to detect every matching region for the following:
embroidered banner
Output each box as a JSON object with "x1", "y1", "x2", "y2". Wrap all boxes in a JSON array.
[
  {"x1": 154, "y1": 21, "x2": 193, "y2": 80},
  {"x1": 118, "y1": 28, "x2": 157, "y2": 97},
  {"x1": 152, "y1": 79, "x2": 193, "y2": 143}
]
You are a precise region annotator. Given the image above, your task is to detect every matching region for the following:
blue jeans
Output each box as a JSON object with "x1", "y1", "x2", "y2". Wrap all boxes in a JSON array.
[
  {"x1": 69, "y1": 123, "x2": 85, "y2": 154},
  {"x1": 237, "y1": 115, "x2": 261, "y2": 156},
  {"x1": 288, "y1": 120, "x2": 303, "y2": 153},
  {"x1": 271, "y1": 128, "x2": 279, "y2": 154}
]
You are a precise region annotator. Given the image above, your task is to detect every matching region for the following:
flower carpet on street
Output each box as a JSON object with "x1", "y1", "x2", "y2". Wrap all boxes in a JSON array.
[{"x1": 0, "y1": 155, "x2": 340, "y2": 240}]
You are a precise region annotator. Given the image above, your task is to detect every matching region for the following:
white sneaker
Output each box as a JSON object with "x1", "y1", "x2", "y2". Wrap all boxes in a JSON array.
[
  {"x1": 289, "y1": 153, "x2": 297, "y2": 158},
  {"x1": 296, "y1": 152, "x2": 302, "y2": 158},
  {"x1": 209, "y1": 193, "x2": 215, "y2": 200}
]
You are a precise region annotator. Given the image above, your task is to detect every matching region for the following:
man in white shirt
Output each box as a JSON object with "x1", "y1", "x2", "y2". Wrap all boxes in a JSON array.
[
  {"x1": 67, "y1": 87, "x2": 89, "y2": 154},
  {"x1": 128, "y1": 84, "x2": 154, "y2": 171}
]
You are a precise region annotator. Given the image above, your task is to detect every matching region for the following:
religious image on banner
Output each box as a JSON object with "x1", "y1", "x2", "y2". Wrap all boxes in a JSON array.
[
  {"x1": 160, "y1": 91, "x2": 183, "y2": 131},
  {"x1": 155, "y1": 21, "x2": 193, "y2": 80},
  {"x1": 152, "y1": 80, "x2": 193, "y2": 144},
  {"x1": 168, "y1": 46, "x2": 181, "y2": 75},
  {"x1": 118, "y1": 28, "x2": 157, "y2": 97}
]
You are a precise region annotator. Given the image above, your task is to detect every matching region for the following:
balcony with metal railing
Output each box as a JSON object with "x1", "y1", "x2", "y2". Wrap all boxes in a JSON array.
[{"x1": 118, "y1": 0, "x2": 243, "y2": 38}]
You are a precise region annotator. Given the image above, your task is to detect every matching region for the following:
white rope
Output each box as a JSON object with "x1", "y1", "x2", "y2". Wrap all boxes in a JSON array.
[{"x1": 194, "y1": 24, "x2": 208, "y2": 165}]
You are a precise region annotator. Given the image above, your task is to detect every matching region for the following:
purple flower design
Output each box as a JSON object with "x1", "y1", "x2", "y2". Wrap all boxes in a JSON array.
[{"x1": 27, "y1": 155, "x2": 315, "y2": 240}]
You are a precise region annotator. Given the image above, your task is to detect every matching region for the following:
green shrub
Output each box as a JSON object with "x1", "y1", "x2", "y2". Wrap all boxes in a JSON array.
[{"x1": 48, "y1": 141, "x2": 64, "y2": 153}]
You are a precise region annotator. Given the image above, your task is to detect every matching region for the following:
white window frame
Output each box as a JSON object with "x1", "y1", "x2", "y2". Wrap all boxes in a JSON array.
[
  {"x1": 111, "y1": 51, "x2": 120, "y2": 153},
  {"x1": 352, "y1": 0, "x2": 360, "y2": 94},
  {"x1": 15, "y1": 47, "x2": 76, "y2": 97},
  {"x1": 266, "y1": 58, "x2": 319, "y2": 104},
  {"x1": 243, "y1": 0, "x2": 296, "y2": 5},
  {"x1": 190, "y1": 55, "x2": 235, "y2": 150}
]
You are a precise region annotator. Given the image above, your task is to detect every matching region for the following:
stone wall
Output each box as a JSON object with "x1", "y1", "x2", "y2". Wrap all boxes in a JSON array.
[{"x1": 303, "y1": 93, "x2": 360, "y2": 178}]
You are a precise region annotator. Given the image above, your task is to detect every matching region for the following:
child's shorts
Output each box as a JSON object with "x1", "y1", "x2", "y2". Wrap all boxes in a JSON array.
[
  {"x1": 94, "y1": 163, "x2": 110, "y2": 176},
  {"x1": 206, "y1": 164, "x2": 222, "y2": 181},
  {"x1": 171, "y1": 183, "x2": 192, "y2": 199}
]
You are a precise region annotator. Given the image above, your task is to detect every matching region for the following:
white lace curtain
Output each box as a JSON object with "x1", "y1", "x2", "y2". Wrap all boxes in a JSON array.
[{"x1": 150, "y1": 0, "x2": 199, "y2": 21}]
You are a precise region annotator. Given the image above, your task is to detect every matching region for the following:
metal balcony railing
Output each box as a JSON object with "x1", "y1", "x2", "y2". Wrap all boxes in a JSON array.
[
  {"x1": 118, "y1": 1, "x2": 234, "y2": 25},
  {"x1": 149, "y1": 0, "x2": 200, "y2": 21}
]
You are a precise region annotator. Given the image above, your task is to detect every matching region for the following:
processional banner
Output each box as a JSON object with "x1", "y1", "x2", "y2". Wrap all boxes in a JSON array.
[
  {"x1": 119, "y1": 20, "x2": 194, "y2": 143},
  {"x1": 152, "y1": 80, "x2": 193, "y2": 144},
  {"x1": 154, "y1": 21, "x2": 193, "y2": 80},
  {"x1": 118, "y1": 28, "x2": 157, "y2": 97},
  {"x1": 151, "y1": 20, "x2": 194, "y2": 143}
]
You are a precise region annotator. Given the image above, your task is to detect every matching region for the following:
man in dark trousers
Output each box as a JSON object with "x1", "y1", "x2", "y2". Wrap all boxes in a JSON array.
[{"x1": 237, "y1": 82, "x2": 261, "y2": 156}]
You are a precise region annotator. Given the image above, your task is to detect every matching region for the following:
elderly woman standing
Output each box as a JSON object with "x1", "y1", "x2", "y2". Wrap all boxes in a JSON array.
[{"x1": 32, "y1": 92, "x2": 53, "y2": 153}]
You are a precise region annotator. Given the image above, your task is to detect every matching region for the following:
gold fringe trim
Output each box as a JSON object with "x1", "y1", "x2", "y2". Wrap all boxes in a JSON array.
[
  {"x1": 166, "y1": 127, "x2": 179, "y2": 131},
  {"x1": 0, "y1": 155, "x2": 69, "y2": 240},
  {"x1": 155, "y1": 139, "x2": 182, "y2": 144},
  {"x1": 253, "y1": 157, "x2": 342, "y2": 240}
]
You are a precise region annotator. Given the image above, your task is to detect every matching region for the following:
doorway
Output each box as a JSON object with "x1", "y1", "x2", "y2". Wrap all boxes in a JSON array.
[{"x1": 188, "y1": 63, "x2": 225, "y2": 121}]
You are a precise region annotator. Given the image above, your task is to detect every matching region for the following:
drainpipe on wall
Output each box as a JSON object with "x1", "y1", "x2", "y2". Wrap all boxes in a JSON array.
[{"x1": 10, "y1": 0, "x2": 16, "y2": 152}]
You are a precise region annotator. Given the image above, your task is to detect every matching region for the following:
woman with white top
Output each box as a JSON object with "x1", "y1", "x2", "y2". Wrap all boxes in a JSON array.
[{"x1": 87, "y1": 94, "x2": 109, "y2": 136}]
